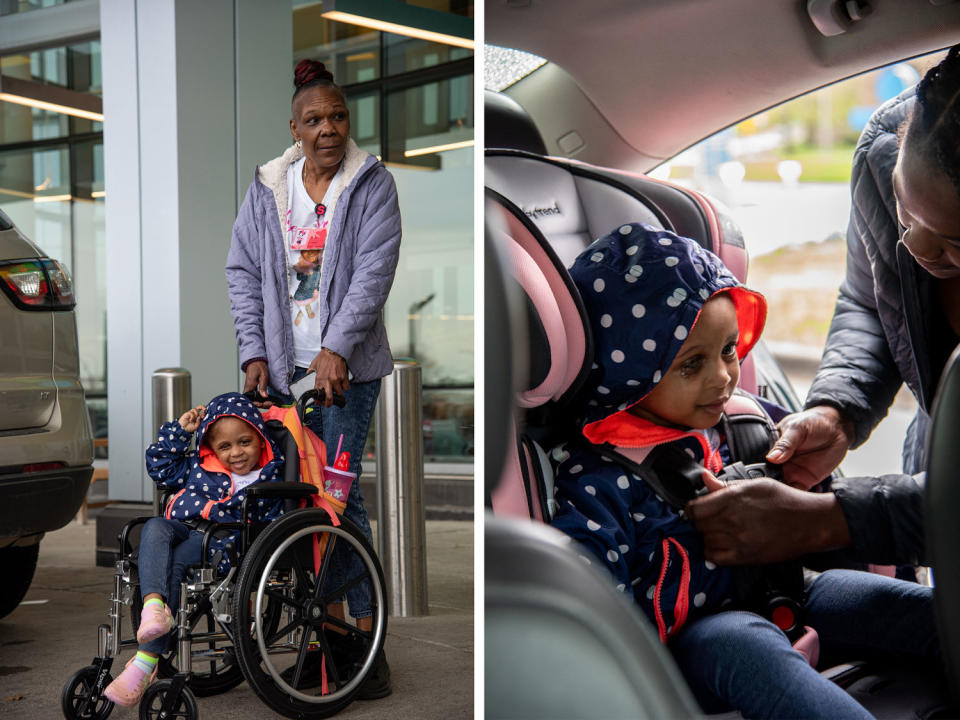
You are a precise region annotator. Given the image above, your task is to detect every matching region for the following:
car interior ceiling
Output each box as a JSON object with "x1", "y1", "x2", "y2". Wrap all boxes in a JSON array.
[{"x1": 487, "y1": 0, "x2": 960, "y2": 173}]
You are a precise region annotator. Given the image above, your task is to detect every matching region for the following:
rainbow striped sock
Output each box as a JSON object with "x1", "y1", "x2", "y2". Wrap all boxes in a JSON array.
[{"x1": 132, "y1": 650, "x2": 158, "y2": 674}]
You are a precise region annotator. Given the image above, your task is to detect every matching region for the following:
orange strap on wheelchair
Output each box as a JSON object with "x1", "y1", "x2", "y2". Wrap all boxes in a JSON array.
[{"x1": 271, "y1": 406, "x2": 341, "y2": 575}]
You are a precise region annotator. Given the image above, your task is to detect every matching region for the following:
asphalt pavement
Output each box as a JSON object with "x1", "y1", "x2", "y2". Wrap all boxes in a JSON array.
[{"x1": 0, "y1": 517, "x2": 474, "y2": 719}]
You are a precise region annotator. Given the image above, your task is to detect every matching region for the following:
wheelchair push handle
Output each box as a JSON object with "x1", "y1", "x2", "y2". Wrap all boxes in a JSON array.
[
  {"x1": 242, "y1": 387, "x2": 346, "y2": 413},
  {"x1": 242, "y1": 388, "x2": 289, "y2": 406},
  {"x1": 295, "y1": 387, "x2": 346, "y2": 419}
]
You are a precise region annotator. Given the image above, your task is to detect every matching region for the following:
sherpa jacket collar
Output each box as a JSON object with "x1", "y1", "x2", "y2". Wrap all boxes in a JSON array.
[{"x1": 257, "y1": 138, "x2": 375, "y2": 237}]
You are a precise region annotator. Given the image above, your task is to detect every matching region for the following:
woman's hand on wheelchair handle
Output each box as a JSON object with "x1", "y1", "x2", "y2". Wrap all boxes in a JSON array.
[
  {"x1": 309, "y1": 348, "x2": 349, "y2": 407},
  {"x1": 243, "y1": 360, "x2": 273, "y2": 408}
]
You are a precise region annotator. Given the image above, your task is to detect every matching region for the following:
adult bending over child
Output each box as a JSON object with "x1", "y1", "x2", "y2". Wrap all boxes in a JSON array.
[
  {"x1": 549, "y1": 224, "x2": 940, "y2": 719},
  {"x1": 692, "y1": 47, "x2": 960, "y2": 569}
]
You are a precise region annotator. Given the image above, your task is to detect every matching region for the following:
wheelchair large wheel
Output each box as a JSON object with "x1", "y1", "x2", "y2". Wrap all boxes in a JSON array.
[
  {"x1": 131, "y1": 585, "x2": 247, "y2": 697},
  {"x1": 231, "y1": 508, "x2": 387, "y2": 719}
]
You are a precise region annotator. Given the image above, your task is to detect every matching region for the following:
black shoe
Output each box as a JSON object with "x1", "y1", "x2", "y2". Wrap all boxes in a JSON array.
[
  {"x1": 356, "y1": 648, "x2": 391, "y2": 700},
  {"x1": 280, "y1": 632, "x2": 390, "y2": 699}
]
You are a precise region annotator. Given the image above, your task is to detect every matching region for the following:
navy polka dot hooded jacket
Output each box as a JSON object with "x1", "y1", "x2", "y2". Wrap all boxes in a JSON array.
[
  {"x1": 550, "y1": 223, "x2": 767, "y2": 642},
  {"x1": 146, "y1": 392, "x2": 285, "y2": 570}
]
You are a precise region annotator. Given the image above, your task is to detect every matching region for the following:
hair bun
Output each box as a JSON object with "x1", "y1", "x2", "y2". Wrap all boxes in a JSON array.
[{"x1": 294, "y1": 59, "x2": 334, "y2": 89}]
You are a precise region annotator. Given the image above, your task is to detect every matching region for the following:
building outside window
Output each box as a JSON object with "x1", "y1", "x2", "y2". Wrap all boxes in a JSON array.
[
  {"x1": 295, "y1": 1, "x2": 475, "y2": 465},
  {"x1": 0, "y1": 38, "x2": 107, "y2": 439},
  {"x1": 0, "y1": 2, "x2": 474, "y2": 472}
]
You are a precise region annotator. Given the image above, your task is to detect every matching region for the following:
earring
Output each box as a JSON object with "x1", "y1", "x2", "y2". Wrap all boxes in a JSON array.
[{"x1": 296, "y1": 139, "x2": 302, "y2": 150}]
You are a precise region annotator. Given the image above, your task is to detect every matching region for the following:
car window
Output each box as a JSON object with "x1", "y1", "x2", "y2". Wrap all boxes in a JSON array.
[
  {"x1": 651, "y1": 51, "x2": 947, "y2": 479},
  {"x1": 484, "y1": 45, "x2": 546, "y2": 92}
]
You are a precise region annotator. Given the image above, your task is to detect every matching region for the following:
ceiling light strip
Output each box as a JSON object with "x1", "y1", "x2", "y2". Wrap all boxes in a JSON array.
[
  {"x1": 0, "y1": 91, "x2": 104, "y2": 122},
  {"x1": 404, "y1": 139, "x2": 474, "y2": 157},
  {"x1": 322, "y1": 11, "x2": 474, "y2": 50}
]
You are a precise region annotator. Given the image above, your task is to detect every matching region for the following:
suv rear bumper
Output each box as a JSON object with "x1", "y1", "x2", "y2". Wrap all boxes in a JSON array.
[{"x1": 0, "y1": 465, "x2": 93, "y2": 542}]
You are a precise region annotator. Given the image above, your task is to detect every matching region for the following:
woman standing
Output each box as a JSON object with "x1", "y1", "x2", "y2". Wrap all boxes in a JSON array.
[{"x1": 226, "y1": 59, "x2": 401, "y2": 697}]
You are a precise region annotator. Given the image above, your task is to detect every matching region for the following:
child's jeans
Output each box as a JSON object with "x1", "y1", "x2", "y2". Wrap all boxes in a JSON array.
[
  {"x1": 669, "y1": 569, "x2": 938, "y2": 720},
  {"x1": 137, "y1": 517, "x2": 204, "y2": 654},
  {"x1": 274, "y1": 367, "x2": 381, "y2": 620}
]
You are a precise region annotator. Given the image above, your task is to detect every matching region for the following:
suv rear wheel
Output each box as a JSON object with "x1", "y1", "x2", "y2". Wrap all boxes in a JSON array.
[{"x1": 0, "y1": 543, "x2": 40, "y2": 619}]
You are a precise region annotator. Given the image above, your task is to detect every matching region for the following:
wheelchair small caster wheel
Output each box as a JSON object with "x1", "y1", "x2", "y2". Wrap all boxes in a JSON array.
[
  {"x1": 61, "y1": 665, "x2": 114, "y2": 720},
  {"x1": 138, "y1": 679, "x2": 198, "y2": 720}
]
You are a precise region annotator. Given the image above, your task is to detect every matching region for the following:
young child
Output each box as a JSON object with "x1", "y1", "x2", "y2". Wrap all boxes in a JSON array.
[
  {"x1": 104, "y1": 391, "x2": 284, "y2": 707},
  {"x1": 550, "y1": 223, "x2": 939, "y2": 719}
]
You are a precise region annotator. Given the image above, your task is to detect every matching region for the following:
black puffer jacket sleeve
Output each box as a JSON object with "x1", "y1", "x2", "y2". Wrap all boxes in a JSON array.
[
  {"x1": 832, "y1": 473, "x2": 926, "y2": 566},
  {"x1": 804, "y1": 92, "x2": 914, "y2": 448}
]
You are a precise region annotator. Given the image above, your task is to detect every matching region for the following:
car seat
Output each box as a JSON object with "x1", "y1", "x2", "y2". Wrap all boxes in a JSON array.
[{"x1": 485, "y1": 88, "x2": 760, "y2": 520}]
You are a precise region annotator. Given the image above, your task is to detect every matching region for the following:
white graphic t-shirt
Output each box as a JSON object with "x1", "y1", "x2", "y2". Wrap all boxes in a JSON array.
[{"x1": 285, "y1": 157, "x2": 343, "y2": 368}]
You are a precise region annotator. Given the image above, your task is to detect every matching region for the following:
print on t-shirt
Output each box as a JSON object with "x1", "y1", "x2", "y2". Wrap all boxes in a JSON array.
[{"x1": 287, "y1": 212, "x2": 328, "y2": 326}]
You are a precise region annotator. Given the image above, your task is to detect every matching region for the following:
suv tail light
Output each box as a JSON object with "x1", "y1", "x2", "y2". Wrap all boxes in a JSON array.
[
  {"x1": 0, "y1": 258, "x2": 76, "y2": 310},
  {"x1": 23, "y1": 462, "x2": 65, "y2": 473}
]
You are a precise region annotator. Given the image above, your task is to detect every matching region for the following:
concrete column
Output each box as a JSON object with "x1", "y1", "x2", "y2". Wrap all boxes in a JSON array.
[{"x1": 102, "y1": 0, "x2": 291, "y2": 501}]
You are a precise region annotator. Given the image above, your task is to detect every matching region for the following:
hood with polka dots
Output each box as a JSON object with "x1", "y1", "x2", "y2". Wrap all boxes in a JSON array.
[{"x1": 568, "y1": 223, "x2": 766, "y2": 441}]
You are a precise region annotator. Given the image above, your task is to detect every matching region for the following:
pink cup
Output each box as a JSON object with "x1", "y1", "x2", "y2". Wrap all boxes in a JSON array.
[{"x1": 323, "y1": 466, "x2": 355, "y2": 505}]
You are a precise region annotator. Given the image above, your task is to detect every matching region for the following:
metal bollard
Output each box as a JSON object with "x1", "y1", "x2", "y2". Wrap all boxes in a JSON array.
[
  {"x1": 375, "y1": 361, "x2": 428, "y2": 616},
  {"x1": 151, "y1": 368, "x2": 192, "y2": 514}
]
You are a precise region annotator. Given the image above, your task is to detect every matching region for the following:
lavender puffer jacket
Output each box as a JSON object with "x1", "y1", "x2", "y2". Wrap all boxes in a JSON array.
[{"x1": 226, "y1": 139, "x2": 401, "y2": 391}]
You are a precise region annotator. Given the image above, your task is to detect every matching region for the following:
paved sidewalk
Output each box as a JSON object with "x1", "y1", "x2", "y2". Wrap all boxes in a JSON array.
[{"x1": 0, "y1": 519, "x2": 474, "y2": 719}]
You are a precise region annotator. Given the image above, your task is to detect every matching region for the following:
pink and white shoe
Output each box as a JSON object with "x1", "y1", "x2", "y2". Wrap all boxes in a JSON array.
[
  {"x1": 136, "y1": 602, "x2": 175, "y2": 644},
  {"x1": 103, "y1": 657, "x2": 159, "y2": 707}
]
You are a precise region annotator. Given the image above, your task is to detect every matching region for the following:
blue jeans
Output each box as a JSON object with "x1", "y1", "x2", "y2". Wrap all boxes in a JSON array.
[
  {"x1": 137, "y1": 517, "x2": 204, "y2": 654},
  {"x1": 670, "y1": 569, "x2": 938, "y2": 719},
  {"x1": 273, "y1": 367, "x2": 381, "y2": 619}
]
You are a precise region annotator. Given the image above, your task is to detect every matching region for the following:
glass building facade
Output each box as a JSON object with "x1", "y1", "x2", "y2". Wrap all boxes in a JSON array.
[{"x1": 0, "y1": 2, "x2": 473, "y2": 468}]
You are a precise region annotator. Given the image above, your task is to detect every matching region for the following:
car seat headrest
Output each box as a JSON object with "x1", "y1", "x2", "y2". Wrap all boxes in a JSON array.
[
  {"x1": 489, "y1": 196, "x2": 592, "y2": 409},
  {"x1": 485, "y1": 90, "x2": 548, "y2": 155},
  {"x1": 486, "y1": 152, "x2": 669, "y2": 267}
]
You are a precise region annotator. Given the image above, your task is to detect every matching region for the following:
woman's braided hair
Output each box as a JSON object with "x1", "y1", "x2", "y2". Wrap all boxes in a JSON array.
[
  {"x1": 907, "y1": 45, "x2": 960, "y2": 195},
  {"x1": 292, "y1": 59, "x2": 343, "y2": 104}
]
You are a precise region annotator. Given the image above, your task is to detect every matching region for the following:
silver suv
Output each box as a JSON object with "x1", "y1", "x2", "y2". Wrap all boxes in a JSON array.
[{"x1": 0, "y1": 207, "x2": 93, "y2": 619}]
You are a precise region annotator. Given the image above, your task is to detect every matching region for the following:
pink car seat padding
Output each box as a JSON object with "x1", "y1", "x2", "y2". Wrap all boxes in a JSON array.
[{"x1": 500, "y1": 207, "x2": 587, "y2": 406}]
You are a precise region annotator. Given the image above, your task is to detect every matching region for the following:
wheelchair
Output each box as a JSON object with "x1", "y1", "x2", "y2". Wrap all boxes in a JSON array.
[{"x1": 60, "y1": 390, "x2": 388, "y2": 720}]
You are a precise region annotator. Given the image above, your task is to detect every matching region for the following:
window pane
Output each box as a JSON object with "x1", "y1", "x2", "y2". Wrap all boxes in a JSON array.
[
  {"x1": 0, "y1": 40, "x2": 103, "y2": 143},
  {"x1": 294, "y1": 2, "x2": 381, "y2": 83},
  {"x1": 0, "y1": 0, "x2": 69, "y2": 17},
  {"x1": 385, "y1": 33, "x2": 471, "y2": 74},
  {"x1": 384, "y1": 74, "x2": 473, "y2": 461},
  {"x1": 655, "y1": 52, "x2": 946, "y2": 480},
  {"x1": 0, "y1": 145, "x2": 72, "y2": 267},
  {"x1": 347, "y1": 90, "x2": 379, "y2": 156}
]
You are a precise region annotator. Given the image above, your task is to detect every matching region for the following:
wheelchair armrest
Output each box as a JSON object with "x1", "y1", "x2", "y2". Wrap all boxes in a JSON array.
[
  {"x1": 198, "y1": 521, "x2": 243, "y2": 569},
  {"x1": 118, "y1": 516, "x2": 157, "y2": 557},
  {"x1": 246, "y1": 482, "x2": 317, "y2": 500}
]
